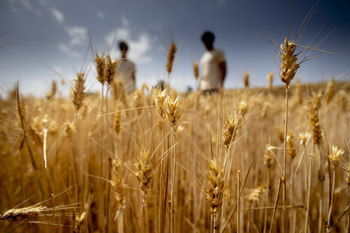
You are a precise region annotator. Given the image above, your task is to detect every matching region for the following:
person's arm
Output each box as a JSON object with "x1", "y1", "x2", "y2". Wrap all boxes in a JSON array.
[
  {"x1": 219, "y1": 61, "x2": 227, "y2": 84},
  {"x1": 132, "y1": 72, "x2": 136, "y2": 90}
]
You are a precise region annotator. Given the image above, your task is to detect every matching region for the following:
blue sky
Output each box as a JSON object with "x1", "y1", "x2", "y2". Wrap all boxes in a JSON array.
[{"x1": 0, "y1": 0, "x2": 350, "y2": 96}]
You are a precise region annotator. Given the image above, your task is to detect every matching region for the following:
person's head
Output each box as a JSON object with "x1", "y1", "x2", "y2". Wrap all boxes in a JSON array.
[
  {"x1": 119, "y1": 41, "x2": 129, "y2": 57},
  {"x1": 201, "y1": 31, "x2": 215, "y2": 50}
]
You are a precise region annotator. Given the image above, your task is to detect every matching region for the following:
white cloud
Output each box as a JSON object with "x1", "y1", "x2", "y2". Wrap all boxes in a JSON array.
[
  {"x1": 58, "y1": 26, "x2": 88, "y2": 58},
  {"x1": 115, "y1": 28, "x2": 130, "y2": 40},
  {"x1": 58, "y1": 43, "x2": 80, "y2": 58},
  {"x1": 51, "y1": 7, "x2": 64, "y2": 24},
  {"x1": 64, "y1": 26, "x2": 88, "y2": 46},
  {"x1": 96, "y1": 10, "x2": 105, "y2": 19},
  {"x1": 106, "y1": 17, "x2": 152, "y2": 64},
  {"x1": 18, "y1": 0, "x2": 42, "y2": 16},
  {"x1": 129, "y1": 33, "x2": 152, "y2": 63},
  {"x1": 121, "y1": 15, "x2": 129, "y2": 27}
]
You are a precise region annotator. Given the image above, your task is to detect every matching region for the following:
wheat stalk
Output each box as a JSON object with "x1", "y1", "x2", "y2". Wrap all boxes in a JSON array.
[
  {"x1": 136, "y1": 148, "x2": 155, "y2": 233},
  {"x1": 326, "y1": 146, "x2": 344, "y2": 232}
]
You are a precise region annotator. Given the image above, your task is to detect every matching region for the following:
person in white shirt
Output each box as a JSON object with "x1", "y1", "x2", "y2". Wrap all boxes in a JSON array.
[
  {"x1": 115, "y1": 41, "x2": 136, "y2": 94},
  {"x1": 199, "y1": 31, "x2": 227, "y2": 95}
]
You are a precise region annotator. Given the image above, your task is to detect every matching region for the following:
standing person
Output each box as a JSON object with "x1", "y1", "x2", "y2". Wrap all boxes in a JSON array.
[
  {"x1": 115, "y1": 41, "x2": 136, "y2": 94},
  {"x1": 199, "y1": 31, "x2": 227, "y2": 95}
]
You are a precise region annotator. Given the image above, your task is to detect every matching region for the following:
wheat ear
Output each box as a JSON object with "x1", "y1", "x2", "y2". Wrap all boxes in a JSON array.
[
  {"x1": 95, "y1": 53, "x2": 106, "y2": 85},
  {"x1": 206, "y1": 159, "x2": 225, "y2": 233},
  {"x1": 166, "y1": 42, "x2": 177, "y2": 75},
  {"x1": 193, "y1": 61, "x2": 199, "y2": 80},
  {"x1": 72, "y1": 73, "x2": 86, "y2": 112}
]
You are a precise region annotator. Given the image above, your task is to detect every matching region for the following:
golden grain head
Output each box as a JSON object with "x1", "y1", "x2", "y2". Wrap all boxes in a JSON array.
[
  {"x1": 72, "y1": 72, "x2": 86, "y2": 111},
  {"x1": 328, "y1": 145, "x2": 344, "y2": 169},
  {"x1": 324, "y1": 78, "x2": 334, "y2": 103},
  {"x1": 276, "y1": 125, "x2": 284, "y2": 143},
  {"x1": 133, "y1": 89, "x2": 142, "y2": 116},
  {"x1": 205, "y1": 159, "x2": 225, "y2": 213},
  {"x1": 46, "y1": 80, "x2": 57, "y2": 100},
  {"x1": 113, "y1": 105, "x2": 122, "y2": 135},
  {"x1": 74, "y1": 211, "x2": 88, "y2": 232},
  {"x1": 299, "y1": 132, "x2": 311, "y2": 147},
  {"x1": 152, "y1": 86, "x2": 167, "y2": 117},
  {"x1": 135, "y1": 148, "x2": 154, "y2": 197},
  {"x1": 246, "y1": 184, "x2": 265, "y2": 203},
  {"x1": 0, "y1": 206, "x2": 48, "y2": 221},
  {"x1": 264, "y1": 144, "x2": 274, "y2": 169},
  {"x1": 193, "y1": 61, "x2": 199, "y2": 79},
  {"x1": 166, "y1": 42, "x2": 177, "y2": 74},
  {"x1": 64, "y1": 121, "x2": 75, "y2": 139},
  {"x1": 244, "y1": 70, "x2": 250, "y2": 88},
  {"x1": 166, "y1": 95, "x2": 181, "y2": 128},
  {"x1": 223, "y1": 112, "x2": 240, "y2": 148},
  {"x1": 267, "y1": 71, "x2": 274, "y2": 88},
  {"x1": 238, "y1": 101, "x2": 248, "y2": 117},
  {"x1": 95, "y1": 53, "x2": 106, "y2": 84},
  {"x1": 336, "y1": 90, "x2": 347, "y2": 111},
  {"x1": 287, "y1": 131, "x2": 297, "y2": 160},
  {"x1": 105, "y1": 55, "x2": 117, "y2": 86},
  {"x1": 111, "y1": 158, "x2": 126, "y2": 211},
  {"x1": 279, "y1": 38, "x2": 300, "y2": 88},
  {"x1": 307, "y1": 96, "x2": 322, "y2": 146},
  {"x1": 344, "y1": 163, "x2": 350, "y2": 186}
]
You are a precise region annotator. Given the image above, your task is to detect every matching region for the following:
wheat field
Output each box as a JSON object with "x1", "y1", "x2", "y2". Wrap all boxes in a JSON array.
[{"x1": 0, "y1": 61, "x2": 349, "y2": 233}]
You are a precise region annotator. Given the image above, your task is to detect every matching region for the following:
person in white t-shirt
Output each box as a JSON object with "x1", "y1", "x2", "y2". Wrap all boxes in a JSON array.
[
  {"x1": 115, "y1": 41, "x2": 136, "y2": 94},
  {"x1": 199, "y1": 31, "x2": 227, "y2": 95}
]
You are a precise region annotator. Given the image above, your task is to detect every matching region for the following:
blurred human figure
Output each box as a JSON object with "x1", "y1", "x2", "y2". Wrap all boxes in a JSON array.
[
  {"x1": 199, "y1": 31, "x2": 227, "y2": 94},
  {"x1": 115, "y1": 41, "x2": 136, "y2": 93}
]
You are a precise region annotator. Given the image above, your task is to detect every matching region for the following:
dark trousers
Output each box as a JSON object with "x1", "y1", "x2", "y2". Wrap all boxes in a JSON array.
[{"x1": 202, "y1": 88, "x2": 218, "y2": 95}]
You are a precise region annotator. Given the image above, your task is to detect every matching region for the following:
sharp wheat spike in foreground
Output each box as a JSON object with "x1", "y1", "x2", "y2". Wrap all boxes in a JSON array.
[
  {"x1": 279, "y1": 38, "x2": 301, "y2": 88},
  {"x1": 206, "y1": 159, "x2": 225, "y2": 233},
  {"x1": 278, "y1": 36, "x2": 301, "y2": 233},
  {"x1": 166, "y1": 95, "x2": 181, "y2": 132},
  {"x1": 135, "y1": 148, "x2": 154, "y2": 233},
  {"x1": 135, "y1": 148, "x2": 154, "y2": 199}
]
